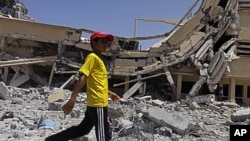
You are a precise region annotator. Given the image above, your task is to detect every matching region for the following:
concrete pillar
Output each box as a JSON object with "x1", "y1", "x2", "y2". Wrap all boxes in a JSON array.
[
  {"x1": 176, "y1": 74, "x2": 182, "y2": 100},
  {"x1": 124, "y1": 76, "x2": 130, "y2": 93},
  {"x1": 243, "y1": 85, "x2": 247, "y2": 105},
  {"x1": 48, "y1": 62, "x2": 56, "y2": 88},
  {"x1": 3, "y1": 67, "x2": 8, "y2": 83},
  {"x1": 0, "y1": 36, "x2": 7, "y2": 52},
  {"x1": 228, "y1": 78, "x2": 235, "y2": 102}
]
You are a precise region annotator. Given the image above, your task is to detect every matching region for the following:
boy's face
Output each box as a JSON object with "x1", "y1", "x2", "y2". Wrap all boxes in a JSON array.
[{"x1": 94, "y1": 38, "x2": 109, "y2": 53}]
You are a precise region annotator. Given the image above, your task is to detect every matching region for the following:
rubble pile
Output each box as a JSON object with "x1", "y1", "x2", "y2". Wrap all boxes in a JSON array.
[{"x1": 1, "y1": 85, "x2": 250, "y2": 141}]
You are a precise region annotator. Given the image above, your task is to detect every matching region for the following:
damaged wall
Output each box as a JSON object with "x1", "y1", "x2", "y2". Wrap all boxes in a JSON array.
[{"x1": 1, "y1": 0, "x2": 250, "y2": 106}]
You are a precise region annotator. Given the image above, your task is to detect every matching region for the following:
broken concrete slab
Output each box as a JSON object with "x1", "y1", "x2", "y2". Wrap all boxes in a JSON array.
[
  {"x1": 207, "y1": 103, "x2": 221, "y2": 112},
  {"x1": 141, "y1": 107, "x2": 189, "y2": 135},
  {"x1": 212, "y1": 101, "x2": 240, "y2": 108},
  {"x1": 48, "y1": 88, "x2": 65, "y2": 103},
  {"x1": 48, "y1": 102, "x2": 62, "y2": 111},
  {"x1": 189, "y1": 101, "x2": 201, "y2": 110},
  {"x1": 0, "y1": 81, "x2": 12, "y2": 100},
  {"x1": 108, "y1": 103, "x2": 125, "y2": 119},
  {"x1": 186, "y1": 94, "x2": 215, "y2": 105},
  {"x1": 231, "y1": 108, "x2": 250, "y2": 122}
]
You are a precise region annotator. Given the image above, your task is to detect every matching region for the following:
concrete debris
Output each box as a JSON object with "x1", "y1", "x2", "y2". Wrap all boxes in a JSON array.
[
  {"x1": 186, "y1": 94, "x2": 215, "y2": 105},
  {"x1": 1, "y1": 0, "x2": 250, "y2": 107},
  {"x1": 48, "y1": 88, "x2": 65, "y2": 103},
  {"x1": 0, "y1": 85, "x2": 249, "y2": 140},
  {"x1": 207, "y1": 103, "x2": 221, "y2": 112},
  {"x1": 231, "y1": 108, "x2": 250, "y2": 122},
  {"x1": 141, "y1": 106, "x2": 190, "y2": 135},
  {"x1": 0, "y1": 81, "x2": 12, "y2": 100},
  {"x1": 212, "y1": 101, "x2": 240, "y2": 108},
  {"x1": 189, "y1": 101, "x2": 201, "y2": 110}
]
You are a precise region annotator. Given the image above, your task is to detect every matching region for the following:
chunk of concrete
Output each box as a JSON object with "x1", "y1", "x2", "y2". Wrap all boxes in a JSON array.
[
  {"x1": 119, "y1": 119, "x2": 133, "y2": 130},
  {"x1": 0, "y1": 82, "x2": 12, "y2": 100},
  {"x1": 152, "y1": 99, "x2": 165, "y2": 106},
  {"x1": 186, "y1": 94, "x2": 215, "y2": 105},
  {"x1": 189, "y1": 101, "x2": 201, "y2": 110},
  {"x1": 48, "y1": 88, "x2": 65, "y2": 103},
  {"x1": 142, "y1": 107, "x2": 189, "y2": 135},
  {"x1": 212, "y1": 101, "x2": 240, "y2": 108},
  {"x1": 231, "y1": 108, "x2": 250, "y2": 122},
  {"x1": 108, "y1": 104, "x2": 125, "y2": 119},
  {"x1": 48, "y1": 102, "x2": 62, "y2": 111},
  {"x1": 207, "y1": 103, "x2": 221, "y2": 112}
]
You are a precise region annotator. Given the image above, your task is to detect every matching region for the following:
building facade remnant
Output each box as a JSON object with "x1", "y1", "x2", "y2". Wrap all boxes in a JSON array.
[{"x1": 1, "y1": 0, "x2": 250, "y2": 106}]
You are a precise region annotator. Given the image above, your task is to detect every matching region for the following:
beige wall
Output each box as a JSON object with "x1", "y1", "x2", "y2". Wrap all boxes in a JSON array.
[
  {"x1": 239, "y1": 10, "x2": 250, "y2": 40},
  {"x1": 228, "y1": 57, "x2": 250, "y2": 78},
  {"x1": 213, "y1": 56, "x2": 250, "y2": 105},
  {"x1": 220, "y1": 78, "x2": 250, "y2": 106}
]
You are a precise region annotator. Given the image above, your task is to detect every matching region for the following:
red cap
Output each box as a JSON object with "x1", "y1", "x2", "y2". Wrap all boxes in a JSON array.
[{"x1": 90, "y1": 31, "x2": 114, "y2": 42}]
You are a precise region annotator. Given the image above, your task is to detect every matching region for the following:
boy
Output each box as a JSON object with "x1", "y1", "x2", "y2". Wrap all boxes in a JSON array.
[{"x1": 45, "y1": 31, "x2": 120, "y2": 141}]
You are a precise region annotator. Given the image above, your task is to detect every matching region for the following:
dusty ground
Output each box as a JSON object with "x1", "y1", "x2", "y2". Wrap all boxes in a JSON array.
[{"x1": 0, "y1": 87, "x2": 248, "y2": 141}]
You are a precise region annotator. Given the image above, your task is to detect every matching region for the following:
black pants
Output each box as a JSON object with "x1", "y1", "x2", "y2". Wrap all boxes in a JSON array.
[{"x1": 45, "y1": 106, "x2": 111, "y2": 141}]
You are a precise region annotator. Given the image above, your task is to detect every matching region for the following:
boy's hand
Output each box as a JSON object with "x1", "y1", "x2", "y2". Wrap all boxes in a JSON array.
[
  {"x1": 109, "y1": 92, "x2": 120, "y2": 103},
  {"x1": 61, "y1": 99, "x2": 75, "y2": 114}
]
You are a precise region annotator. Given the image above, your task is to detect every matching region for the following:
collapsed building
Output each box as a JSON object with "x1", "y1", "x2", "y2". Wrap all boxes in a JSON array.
[
  {"x1": 1, "y1": 0, "x2": 250, "y2": 140},
  {"x1": 1, "y1": 0, "x2": 250, "y2": 106}
]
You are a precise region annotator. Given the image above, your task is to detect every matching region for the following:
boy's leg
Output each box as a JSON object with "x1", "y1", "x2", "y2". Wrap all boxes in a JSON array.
[
  {"x1": 94, "y1": 107, "x2": 111, "y2": 141},
  {"x1": 45, "y1": 107, "x2": 94, "y2": 141}
]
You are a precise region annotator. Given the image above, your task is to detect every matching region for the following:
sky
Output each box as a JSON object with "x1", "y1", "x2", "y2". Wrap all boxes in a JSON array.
[{"x1": 21, "y1": 0, "x2": 201, "y2": 50}]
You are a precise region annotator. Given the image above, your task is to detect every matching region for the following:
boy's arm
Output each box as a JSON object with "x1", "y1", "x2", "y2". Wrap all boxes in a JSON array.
[
  {"x1": 62, "y1": 74, "x2": 86, "y2": 114},
  {"x1": 69, "y1": 74, "x2": 86, "y2": 101}
]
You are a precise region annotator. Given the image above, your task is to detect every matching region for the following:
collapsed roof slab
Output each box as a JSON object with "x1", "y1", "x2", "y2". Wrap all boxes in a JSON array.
[
  {"x1": 0, "y1": 17, "x2": 81, "y2": 45},
  {"x1": 141, "y1": 106, "x2": 189, "y2": 135},
  {"x1": 0, "y1": 82, "x2": 12, "y2": 100}
]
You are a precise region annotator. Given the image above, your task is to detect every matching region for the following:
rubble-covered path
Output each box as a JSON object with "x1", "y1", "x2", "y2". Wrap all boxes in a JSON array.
[{"x1": 0, "y1": 87, "x2": 249, "y2": 141}]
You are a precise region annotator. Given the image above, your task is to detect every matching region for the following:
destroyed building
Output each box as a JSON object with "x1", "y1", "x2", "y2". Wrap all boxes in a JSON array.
[
  {"x1": 1, "y1": 0, "x2": 250, "y2": 140},
  {"x1": 1, "y1": 0, "x2": 250, "y2": 106}
]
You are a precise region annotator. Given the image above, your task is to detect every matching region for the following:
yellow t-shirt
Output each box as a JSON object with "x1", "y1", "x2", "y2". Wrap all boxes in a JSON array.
[{"x1": 79, "y1": 53, "x2": 108, "y2": 107}]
